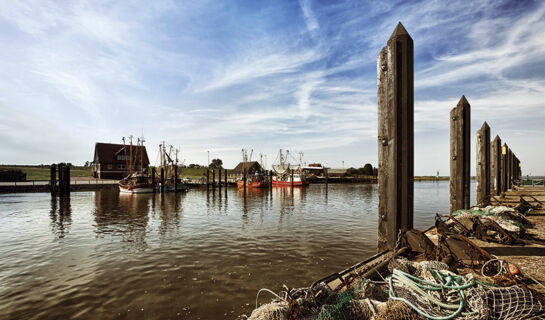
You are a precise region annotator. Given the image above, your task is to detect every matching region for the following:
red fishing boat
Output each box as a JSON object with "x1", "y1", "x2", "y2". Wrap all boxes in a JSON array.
[{"x1": 271, "y1": 149, "x2": 309, "y2": 187}]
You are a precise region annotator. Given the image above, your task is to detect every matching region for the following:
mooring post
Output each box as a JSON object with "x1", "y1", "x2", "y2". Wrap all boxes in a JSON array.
[
  {"x1": 225, "y1": 168, "x2": 228, "y2": 188},
  {"x1": 50, "y1": 164, "x2": 57, "y2": 196},
  {"x1": 218, "y1": 168, "x2": 222, "y2": 190},
  {"x1": 476, "y1": 122, "x2": 490, "y2": 206},
  {"x1": 174, "y1": 165, "x2": 178, "y2": 193},
  {"x1": 507, "y1": 148, "x2": 512, "y2": 190},
  {"x1": 490, "y1": 136, "x2": 501, "y2": 196},
  {"x1": 212, "y1": 169, "x2": 216, "y2": 188},
  {"x1": 325, "y1": 168, "x2": 328, "y2": 187},
  {"x1": 160, "y1": 167, "x2": 165, "y2": 192},
  {"x1": 377, "y1": 22, "x2": 414, "y2": 251},
  {"x1": 291, "y1": 169, "x2": 294, "y2": 189},
  {"x1": 58, "y1": 163, "x2": 65, "y2": 196},
  {"x1": 501, "y1": 143, "x2": 508, "y2": 193},
  {"x1": 206, "y1": 169, "x2": 210, "y2": 190},
  {"x1": 65, "y1": 165, "x2": 70, "y2": 195},
  {"x1": 449, "y1": 96, "x2": 471, "y2": 213},
  {"x1": 151, "y1": 167, "x2": 156, "y2": 192},
  {"x1": 243, "y1": 168, "x2": 247, "y2": 195}
]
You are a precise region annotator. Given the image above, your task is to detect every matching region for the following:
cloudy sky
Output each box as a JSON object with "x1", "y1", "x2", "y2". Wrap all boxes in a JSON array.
[{"x1": 0, "y1": 0, "x2": 544, "y2": 175}]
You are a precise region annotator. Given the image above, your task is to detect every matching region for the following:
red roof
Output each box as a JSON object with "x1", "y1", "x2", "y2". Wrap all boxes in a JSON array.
[{"x1": 93, "y1": 143, "x2": 150, "y2": 165}]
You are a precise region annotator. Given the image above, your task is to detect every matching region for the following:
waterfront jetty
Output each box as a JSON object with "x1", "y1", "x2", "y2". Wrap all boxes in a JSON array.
[{"x1": 242, "y1": 22, "x2": 545, "y2": 320}]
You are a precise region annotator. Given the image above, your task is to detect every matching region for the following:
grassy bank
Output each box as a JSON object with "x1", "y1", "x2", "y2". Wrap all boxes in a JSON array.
[{"x1": 0, "y1": 165, "x2": 93, "y2": 180}]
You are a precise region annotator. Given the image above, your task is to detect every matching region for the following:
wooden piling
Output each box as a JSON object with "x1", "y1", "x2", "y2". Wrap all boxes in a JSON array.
[
  {"x1": 65, "y1": 165, "x2": 70, "y2": 195},
  {"x1": 151, "y1": 167, "x2": 156, "y2": 184},
  {"x1": 243, "y1": 168, "x2": 247, "y2": 195},
  {"x1": 291, "y1": 169, "x2": 294, "y2": 189},
  {"x1": 50, "y1": 164, "x2": 57, "y2": 196},
  {"x1": 501, "y1": 143, "x2": 508, "y2": 193},
  {"x1": 325, "y1": 168, "x2": 328, "y2": 187},
  {"x1": 206, "y1": 169, "x2": 210, "y2": 190},
  {"x1": 174, "y1": 165, "x2": 178, "y2": 193},
  {"x1": 218, "y1": 168, "x2": 222, "y2": 190},
  {"x1": 160, "y1": 167, "x2": 165, "y2": 192},
  {"x1": 224, "y1": 169, "x2": 228, "y2": 188},
  {"x1": 490, "y1": 136, "x2": 501, "y2": 196},
  {"x1": 377, "y1": 22, "x2": 414, "y2": 251},
  {"x1": 449, "y1": 96, "x2": 471, "y2": 213},
  {"x1": 58, "y1": 163, "x2": 65, "y2": 196},
  {"x1": 212, "y1": 169, "x2": 216, "y2": 188},
  {"x1": 476, "y1": 122, "x2": 490, "y2": 206}
]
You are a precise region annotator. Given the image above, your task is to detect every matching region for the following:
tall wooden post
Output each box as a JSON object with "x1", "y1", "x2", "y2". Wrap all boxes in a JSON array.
[
  {"x1": 377, "y1": 22, "x2": 414, "y2": 251},
  {"x1": 243, "y1": 168, "x2": 247, "y2": 195},
  {"x1": 206, "y1": 169, "x2": 210, "y2": 190},
  {"x1": 212, "y1": 169, "x2": 216, "y2": 188},
  {"x1": 174, "y1": 165, "x2": 178, "y2": 193},
  {"x1": 50, "y1": 164, "x2": 57, "y2": 196},
  {"x1": 218, "y1": 168, "x2": 222, "y2": 190},
  {"x1": 65, "y1": 165, "x2": 70, "y2": 195},
  {"x1": 501, "y1": 143, "x2": 508, "y2": 193},
  {"x1": 490, "y1": 136, "x2": 501, "y2": 196},
  {"x1": 449, "y1": 96, "x2": 471, "y2": 213},
  {"x1": 160, "y1": 167, "x2": 165, "y2": 192},
  {"x1": 476, "y1": 122, "x2": 490, "y2": 206},
  {"x1": 507, "y1": 148, "x2": 512, "y2": 190},
  {"x1": 325, "y1": 168, "x2": 328, "y2": 187},
  {"x1": 225, "y1": 169, "x2": 228, "y2": 187},
  {"x1": 58, "y1": 163, "x2": 65, "y2": 196},
  {"x1": 291, "y1": 169, "x2": 294, "y2": 189}
]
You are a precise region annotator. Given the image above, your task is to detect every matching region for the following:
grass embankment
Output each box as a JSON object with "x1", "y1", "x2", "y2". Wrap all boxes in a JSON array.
[
  {"x1": 177, "y1": 167, "x2": 233, "y2": 179},
  {"x1": 0, "y1": 165, "x2": 93, "y2": 180},
  {"x1": 414, "y1": 176, "x2": 449, "y2": 181}
]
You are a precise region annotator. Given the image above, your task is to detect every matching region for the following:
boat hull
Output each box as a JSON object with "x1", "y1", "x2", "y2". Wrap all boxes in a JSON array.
[
  {"x1": 237, "y1": 180, "x2": 268, "y2": 188},
  {"x1": 119, "y1": 185, "x2": 155, "y2": 193},
  {"x1": 271, "y1": 179, "x2": 309, "y2": 187}
]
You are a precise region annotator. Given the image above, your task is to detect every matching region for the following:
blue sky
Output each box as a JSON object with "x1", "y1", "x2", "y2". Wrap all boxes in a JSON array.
[{"x1": 0, "y1": 0, "x2": 544, "y2": 175}]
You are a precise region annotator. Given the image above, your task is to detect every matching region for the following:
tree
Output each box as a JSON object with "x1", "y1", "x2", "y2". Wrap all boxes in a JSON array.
[
  {"x1": 209, "y1": 158, "x2": 223, "y2": 169},
  {"x1": 362, "y1": 163, "x2": 374, "y2": 175},
  {"x1": 84, "y1": 161, "x2": 90, "y2": 167}
]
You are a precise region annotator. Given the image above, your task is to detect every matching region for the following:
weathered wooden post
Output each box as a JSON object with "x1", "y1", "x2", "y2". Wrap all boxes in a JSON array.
[
  {"x1": 450, "y1": 96, "x2": 471, "y2": 213},
  {"x1": 225, "y1": 169, "x2": 228, "y2": 187},
  {"x1": 377, "y1": 22, "x2": 414, "y2": 251},
  {"x1": 243, "y1": 168, "x2": 247, "y2": 195},
  {"x1": 291, "y1": 169, "x2": 294, "y2": 189},
  {"x1": 490, "y1": 136, "x2": 501, "y2": 196},
  {"x1": 476, "y1": 122, "x2": 490, "y2": 206},
  {"x1": 160, "y1": 167, "x2": 165, "y2": 192},
  {"x1": 50, "y1": 164, "x2": 57, "y2": 196},
  {"x1": 218, "y1": 168, "x2": 222, "y2": 190},
  {"x1": 58, "y1": 163, "x2": 65, "y2": 196},
  {"x1": 325, "y1": 168, "x2": 328, "y2": 187},
  {"x1": 507, "y1": 148, "x2": 512, "y2": 190},
  {"x1": 212, "y1": 169, "x2": 216, "y2": 188},
  {"x1": 174, "y1": 165, "x2": 178, "y2": 193},
  {"x1": 206, "y1": 169, "x2": 210, "y2": 190},
  {"x1": 501, "y1": 143, "x2": 508, "y2": 193},
  {"x1": 65, "y1": 165, "x2": 70, "y2": 195}
]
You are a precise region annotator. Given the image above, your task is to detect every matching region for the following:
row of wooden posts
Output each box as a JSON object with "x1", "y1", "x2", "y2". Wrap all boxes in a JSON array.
[
  {"x1": 376, "y1": 22, "x2": 523, "y2": 251},
  {"x1": 50, "y1": 163, "x2": 70, "y2": 196}
]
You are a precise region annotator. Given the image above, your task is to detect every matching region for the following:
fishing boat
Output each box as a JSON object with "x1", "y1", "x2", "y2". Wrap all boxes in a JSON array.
[
  {"x1": 236, "y1": 148, "x2": 269, "y2": 188},
  {"x1": 118, "y1": 136, "x2": 156, "y2": 193},
  {"x1": 157, "y1": 142, "x2": 188, "y2": 192},
  {"x1": 271, "y1": 149, "x2": 309, "y2": 186}
]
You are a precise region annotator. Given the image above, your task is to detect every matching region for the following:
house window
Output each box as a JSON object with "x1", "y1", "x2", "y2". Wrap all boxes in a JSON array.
[{"x1": 107, "y1": 164, "x2": 113, "y2": 170}]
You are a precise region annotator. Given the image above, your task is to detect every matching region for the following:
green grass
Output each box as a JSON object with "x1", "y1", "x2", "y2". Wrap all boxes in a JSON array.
[
  {"x1": 176, "y1": 167, "x2": 233, "y2": 179},
  {"x1": 0, "y1": 165, "x2": 92, "y2": 181}
]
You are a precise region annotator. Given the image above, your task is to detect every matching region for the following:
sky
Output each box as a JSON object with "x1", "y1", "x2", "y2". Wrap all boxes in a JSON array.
[{"x1": 0, "y1": 0, "x2": 544, "y2": 175}]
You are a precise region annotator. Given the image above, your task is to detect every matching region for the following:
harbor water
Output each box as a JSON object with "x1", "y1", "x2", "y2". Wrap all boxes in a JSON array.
[{"x1": 0, "y1": 181, "x2": 475, "y2": 319}]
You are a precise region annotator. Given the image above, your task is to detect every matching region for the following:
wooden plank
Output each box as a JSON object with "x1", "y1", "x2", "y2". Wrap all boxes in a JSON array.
[{"x1": 377, "y1": 22, "x2": 414, "y2": 251}]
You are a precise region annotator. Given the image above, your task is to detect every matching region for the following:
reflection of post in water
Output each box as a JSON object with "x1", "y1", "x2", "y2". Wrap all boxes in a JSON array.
[{"x1": 50, "y1": 196, "x2": 72, "y2": 238}]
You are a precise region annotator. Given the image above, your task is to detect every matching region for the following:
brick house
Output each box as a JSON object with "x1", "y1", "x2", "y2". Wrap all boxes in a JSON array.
[{"x1": 92, "y1": 143, "x2": 150, "y2": 179}]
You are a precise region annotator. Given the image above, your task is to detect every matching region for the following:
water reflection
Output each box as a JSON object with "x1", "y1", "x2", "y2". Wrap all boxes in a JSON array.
[{"x1": 49, "y1": 197, "x2": 72, "y2": 238}]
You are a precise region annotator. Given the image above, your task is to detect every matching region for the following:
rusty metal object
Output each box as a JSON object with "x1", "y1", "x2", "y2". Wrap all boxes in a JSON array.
[
  {"x1": 401, "y1": 229, "x2": 436, "y2": 259},
  {"x1": 482, "y1": 217, "x2": 517, "y2": 244},
  {"x1": 438, "y1": 234, "x2": 492, "y2": 266}
]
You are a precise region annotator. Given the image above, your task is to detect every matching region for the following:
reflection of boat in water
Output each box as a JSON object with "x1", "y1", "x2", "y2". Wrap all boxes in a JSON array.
[
  {"x1": 118, "y1": 136, "x2": 156, "y2": 193},
  {"x1": 271, "y1": 149, "x2": 309, "y2": 187}
]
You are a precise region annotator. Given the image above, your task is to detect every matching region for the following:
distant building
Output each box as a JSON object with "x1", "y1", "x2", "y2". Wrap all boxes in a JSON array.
[
  {"x1": 327, "y1": 169, "x2": 348, "y2": 177},
  {"x1": 232, "y1": 161, "x2": 262, "y2": 176},
  {"x1": 92, "y1": 143, "x2": 150, "y2": 179}
]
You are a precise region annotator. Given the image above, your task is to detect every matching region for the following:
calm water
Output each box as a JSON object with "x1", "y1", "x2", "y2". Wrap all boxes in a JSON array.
[{"x1": 0, "y1": 182, "x2": 475, "y2": 319}]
